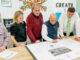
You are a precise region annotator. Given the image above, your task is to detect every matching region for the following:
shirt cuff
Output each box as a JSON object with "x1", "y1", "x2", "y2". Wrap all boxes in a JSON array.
[
  {"x1": 46, "y1": 39, "x2": 53, "y2": 42},
  {"x1": 75, "y1": 35, "x2": 80, "y2": 37}
]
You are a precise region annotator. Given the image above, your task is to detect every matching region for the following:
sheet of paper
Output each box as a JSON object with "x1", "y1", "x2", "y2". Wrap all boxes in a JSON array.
[
  {"x1": 0, "y1": 50, "x2": 18, "y2": 60},
  {"x1": 57, "y1": 38, "x2": 80, "y2": 48}
]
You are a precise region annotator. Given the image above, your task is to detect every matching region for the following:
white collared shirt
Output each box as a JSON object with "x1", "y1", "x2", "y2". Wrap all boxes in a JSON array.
[
  {"x1": 58, "y1": 12, "x2": 80, "y2": 37},
  {"x1": 41, "y1": 24, "x2": 59, "y2": 42}
]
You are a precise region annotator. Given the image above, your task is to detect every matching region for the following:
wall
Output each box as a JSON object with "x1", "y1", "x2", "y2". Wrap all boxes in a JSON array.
[
  {"x1": 76, "y1": 0, "x2": 80, "y2": 15},
  {"x1": 0, "y1": 0, "x2": 76, "y2": 22}
]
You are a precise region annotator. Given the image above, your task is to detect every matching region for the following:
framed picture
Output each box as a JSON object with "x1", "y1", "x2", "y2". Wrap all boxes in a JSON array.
[
  {"x1": 1, "y1": 0, "x2": 12, "y2": 7},
  {"x1": 3, "y1": 19, "x2": 13, "y2": 32}
]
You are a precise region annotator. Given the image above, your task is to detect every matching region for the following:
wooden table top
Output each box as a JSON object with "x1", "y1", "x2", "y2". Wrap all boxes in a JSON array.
[{"x1": 0, "y1": 47, "x2": 34, "y2": 60}]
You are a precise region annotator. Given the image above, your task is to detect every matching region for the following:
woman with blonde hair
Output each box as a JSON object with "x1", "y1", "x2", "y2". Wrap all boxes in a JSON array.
[{"x1": 10, "y1": 11, "x2": 27, "y2": 47}]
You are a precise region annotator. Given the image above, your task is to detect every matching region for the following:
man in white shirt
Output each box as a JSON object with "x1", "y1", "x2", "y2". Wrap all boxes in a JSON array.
[
  {"x1": 41, "y1": 13, "x2": 59, "y2": 43},
  {"x1": 58, "y1": 7, "x2": 80, "y2": 38}
]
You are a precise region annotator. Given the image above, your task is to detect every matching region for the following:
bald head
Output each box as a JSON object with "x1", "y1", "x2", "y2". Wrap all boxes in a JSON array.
[
  {"x1": 49, "y1": 13, "x2": 57, "y2": 24},
  {"x1": 49, "y1": 13, "x2": 57, "y2": 20}
]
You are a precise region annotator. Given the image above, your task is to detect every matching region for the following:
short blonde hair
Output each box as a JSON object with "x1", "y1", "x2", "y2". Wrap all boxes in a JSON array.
[{"x1": 13, "y1": 11, "x2": 23, "y2": 23}]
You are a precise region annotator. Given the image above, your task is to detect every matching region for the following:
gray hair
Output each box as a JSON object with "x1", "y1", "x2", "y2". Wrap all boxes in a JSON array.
[{"x1": 32, "y1": 3, "x2": 40, "y2": 9}]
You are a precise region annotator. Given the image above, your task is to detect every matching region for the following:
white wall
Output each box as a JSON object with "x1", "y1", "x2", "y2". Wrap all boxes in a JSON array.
[
  {"x1": 0, "y1": 0, "x2": 76, "y2": 22},
  {"x1": 76, "y1": 0, "x2": 80, "y2": 14},
  {"x1": 0, "y1": 0, "x2": 21, "y2": 19}
]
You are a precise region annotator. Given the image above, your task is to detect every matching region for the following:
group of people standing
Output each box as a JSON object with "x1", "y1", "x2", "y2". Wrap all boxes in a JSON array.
[{"x1": 0, "y1": 3, "x2": 80, "y2": 52}]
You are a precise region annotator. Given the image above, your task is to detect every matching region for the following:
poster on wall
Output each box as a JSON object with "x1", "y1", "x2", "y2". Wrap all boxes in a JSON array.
[
  {"x1": 3, "y1": 19, "x2": 13, "y2": 32},
  {"x1": 1, "y1": 0, "x2": 12, "y2": 7}
]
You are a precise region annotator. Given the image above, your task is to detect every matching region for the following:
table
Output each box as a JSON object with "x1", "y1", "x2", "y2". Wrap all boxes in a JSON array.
[{"x1": 0, "y1": 36, "x2": 80, "y2": 60}]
